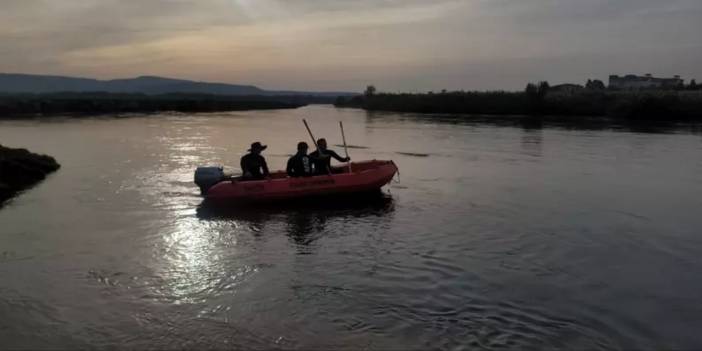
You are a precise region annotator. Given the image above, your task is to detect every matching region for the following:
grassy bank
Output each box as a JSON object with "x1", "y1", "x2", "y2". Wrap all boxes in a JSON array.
[
  {"x1": 0, "y1": 92, "x2": 310, "y2": 116},
  {"x1": 0, "y1": 145, "x2": 60, "y2": 205},
  {"x1": 336, "y1": 90, "x2": 702, "y2": 121}
]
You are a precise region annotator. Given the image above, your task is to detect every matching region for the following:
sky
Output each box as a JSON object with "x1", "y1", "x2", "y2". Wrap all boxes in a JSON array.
[{"x1": 1, "y1": 0, "x2": 701, "y2": 91}]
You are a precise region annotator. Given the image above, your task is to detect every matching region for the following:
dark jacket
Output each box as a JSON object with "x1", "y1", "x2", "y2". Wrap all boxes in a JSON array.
[
  {"x1": 240, "y1": 153, "x2": 269, "y2": 180},
  {"x1": 309, "y1": 149, "x2": 349, "y2": 174},
  {"x1": 286, "y1": 153, "x2": 312, "y2": 177}
]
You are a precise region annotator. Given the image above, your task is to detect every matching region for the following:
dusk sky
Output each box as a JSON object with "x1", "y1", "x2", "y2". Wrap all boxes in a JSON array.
[{"x1": 2, "y1": 0, "x2": 701, "y2": 91}]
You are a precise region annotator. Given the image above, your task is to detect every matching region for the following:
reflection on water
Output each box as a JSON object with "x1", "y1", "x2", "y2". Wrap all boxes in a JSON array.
[
  {"x1": 520, "y1": 128, "x2": 544, "y2": 158},
  {"x1": 1, "y1": 106, "x2": 702, "y2": 349},
  {"x1": 198, "y1": 193, "x2": 395, "y2": 252}
]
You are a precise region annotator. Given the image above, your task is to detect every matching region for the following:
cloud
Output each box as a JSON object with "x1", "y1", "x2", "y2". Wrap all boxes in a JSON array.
[{"x1": 1, "y1": 0, "x2": 701, "y2": 90}]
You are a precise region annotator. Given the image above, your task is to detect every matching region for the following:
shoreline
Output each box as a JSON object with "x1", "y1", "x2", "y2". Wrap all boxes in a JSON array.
[
  {"x1": 360, "y1": 110, "x2": 702, "y2": 134},
  {"x1": 0, "y1": 92, "x2": 315, "y2": 116},
  {"x1": 336, "y1": 90, "x2": 702, "y2": 122}
]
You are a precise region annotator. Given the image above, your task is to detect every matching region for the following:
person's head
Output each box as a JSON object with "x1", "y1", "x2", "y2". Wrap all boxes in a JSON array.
[
  {"x1": 248, "y1": 141, "x2": 267, "y2": 155},
  {"x1": 317, "y1": 138, "x2": 327, "y2": 150},
  {"x1": 297, "y1": 141, "x2": 308, "y2": 154}
]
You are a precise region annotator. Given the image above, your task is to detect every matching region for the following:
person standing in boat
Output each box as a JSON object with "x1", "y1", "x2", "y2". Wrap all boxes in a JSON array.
[
  {"x1": 240, "y1": 142, "x2": 270, "y2": 180},
  {"x1": 309, "y1": 138, "x2": 350, "y2": 175},
  {"x1": 286, "y1": 142, "x2": 313, "y2": 177}
]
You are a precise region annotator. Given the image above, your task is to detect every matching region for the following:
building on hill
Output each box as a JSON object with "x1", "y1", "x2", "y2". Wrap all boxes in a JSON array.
[
  {"x1": 550, "y1": 84, "x2": 585, "y2": 94},
  {"x1": 609, "y1": 74, "x2": 683, "y2": 90}
]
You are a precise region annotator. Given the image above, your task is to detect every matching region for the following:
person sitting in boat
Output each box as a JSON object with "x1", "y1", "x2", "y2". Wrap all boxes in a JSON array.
[
  {"x1": 309, "y1": 138, "x2": 350, "y2": 175},
  {"x1": 240, "y1": 141, "x2": 269, "y2": 180},
  {"x1": 286, "y1": 142, "x2": 313, "y2": 177}
]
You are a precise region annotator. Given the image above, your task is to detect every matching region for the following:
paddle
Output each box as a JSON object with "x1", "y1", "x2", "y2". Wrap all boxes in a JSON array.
[
  {"x1": 302, "y1": 119, "x2": 320, "y2": 152},
  {"x1": 339, "y1": 121, "x2": 352, "y2": 173}
]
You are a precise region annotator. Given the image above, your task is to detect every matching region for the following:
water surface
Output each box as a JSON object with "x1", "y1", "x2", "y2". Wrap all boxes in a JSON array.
[{"x1": 1, "y1": 106, "x2": 702, "y2": 349}]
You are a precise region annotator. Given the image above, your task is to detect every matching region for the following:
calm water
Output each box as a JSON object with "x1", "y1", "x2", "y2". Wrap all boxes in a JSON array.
[{"x1": 1, "y1": 105, "x2": 702, "y2": 350}]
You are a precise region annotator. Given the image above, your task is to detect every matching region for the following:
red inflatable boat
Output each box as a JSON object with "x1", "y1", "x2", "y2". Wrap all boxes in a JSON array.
[{"x1": 201, "y1": 160, "x2": 398, "y2": 203}]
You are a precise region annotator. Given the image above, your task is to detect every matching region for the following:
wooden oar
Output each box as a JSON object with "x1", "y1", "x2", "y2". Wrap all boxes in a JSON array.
[
  {"x1": 339, "y1": 121, "x2": 352, "y2": 173},
  {"x1": 303, "y1": 119, "x2": 320, "y2": 152}
]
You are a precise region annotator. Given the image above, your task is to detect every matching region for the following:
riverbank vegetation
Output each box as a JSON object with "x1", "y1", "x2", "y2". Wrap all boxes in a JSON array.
[
  {"x1": 0, "y1": 145, "x2": 60, "y2": 205},
  {"x1": 0, "y1": 92, "x2": 319, "y2": 116},
  {"x1": 335, "y1": 84, "x2": 702, "y2": 121}
]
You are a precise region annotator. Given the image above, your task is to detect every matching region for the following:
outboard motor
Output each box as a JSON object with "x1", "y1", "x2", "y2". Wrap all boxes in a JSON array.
[{"x1": 194, "y1": 166, "x2": 225, "y2": 195}]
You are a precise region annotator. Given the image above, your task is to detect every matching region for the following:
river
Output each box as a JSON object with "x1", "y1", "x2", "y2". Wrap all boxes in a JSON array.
[{"x1": 1, "y1": 105, "x2": 702, "y2": 349}]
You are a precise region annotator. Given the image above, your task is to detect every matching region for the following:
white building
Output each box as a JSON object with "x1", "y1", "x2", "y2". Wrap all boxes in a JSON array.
[{"x1": 609, "y1": 74, "x2": 683, "y2": 90}]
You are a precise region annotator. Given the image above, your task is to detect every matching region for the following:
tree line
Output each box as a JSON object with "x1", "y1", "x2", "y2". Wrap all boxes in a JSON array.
[
  {"x1": 335, "y1": 83, "x2": 702, "y2": 121},
  {"x1": 0, "y1": 92, "x2": 309, "y2": 116}
]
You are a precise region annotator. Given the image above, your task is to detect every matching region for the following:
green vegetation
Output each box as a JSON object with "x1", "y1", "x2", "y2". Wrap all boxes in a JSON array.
[
  {"x1": 336, "y1": 83, "x2": 702, "y2": 121},
  {"x1": 0, "y1": 145, "x2": 60, "y2": 205},
  {"x1": 0, "y1": 92, "x2": 311, "y2": 116},
  {"x1": 585, "y1": 79, "x2": 606, "y2": 90}
]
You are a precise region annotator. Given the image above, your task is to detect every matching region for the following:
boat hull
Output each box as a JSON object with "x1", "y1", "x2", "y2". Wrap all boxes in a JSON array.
[{"x1": 205, "y1": 160, "x2": 398, "y2": 204}]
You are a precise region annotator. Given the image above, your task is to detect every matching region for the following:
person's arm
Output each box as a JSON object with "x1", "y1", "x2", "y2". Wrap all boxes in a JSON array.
[
  {"x1": 261, "y1": 157, "x2": 270, "y2": 177},
  {"x1": 286, "y1": 157, "x2": 295, "y2": 176},
  {"x1": 240, "y1": 155, "x2": 248, "y2": 174},
  {"x1": 328, "y1": 150, "x2": 349, "y2": 162}
]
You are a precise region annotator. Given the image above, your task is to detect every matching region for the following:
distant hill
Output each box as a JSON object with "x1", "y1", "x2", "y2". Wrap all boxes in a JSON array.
[{"x1": 0, "y1": 73, "x2": 357, "y2": 97}]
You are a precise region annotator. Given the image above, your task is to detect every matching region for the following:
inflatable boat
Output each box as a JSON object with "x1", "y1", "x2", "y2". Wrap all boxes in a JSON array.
[{"x1": 195, "y1": 160, "x2": 398, "y2": 203}]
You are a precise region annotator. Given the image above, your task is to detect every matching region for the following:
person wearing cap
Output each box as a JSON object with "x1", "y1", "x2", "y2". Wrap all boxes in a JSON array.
[
  {"x1": 286, "y1": 142, "x2": 313, "y2": 177},
  {"x1": 309, "y1": 138, "x2": 350, "y2": 175},
  {"x1": 240, "y1": 142, "x2": 270, "y2": 180}
]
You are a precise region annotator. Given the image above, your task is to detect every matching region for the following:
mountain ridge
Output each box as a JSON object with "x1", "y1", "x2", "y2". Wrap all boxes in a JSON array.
[{"x1": 0, "y1": 73, "x2": 357, "y2": 97}]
